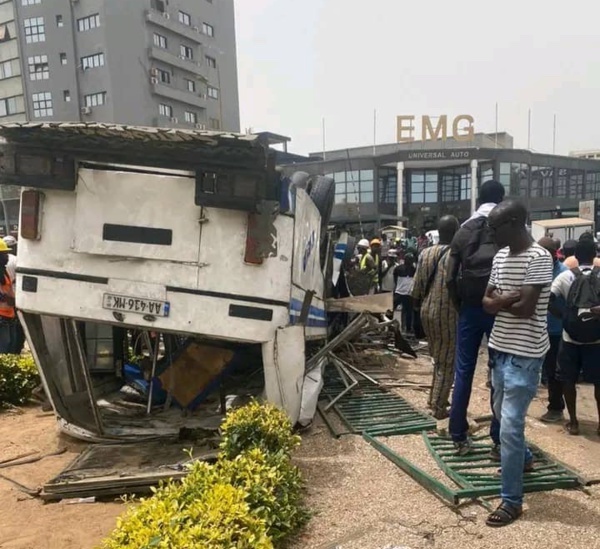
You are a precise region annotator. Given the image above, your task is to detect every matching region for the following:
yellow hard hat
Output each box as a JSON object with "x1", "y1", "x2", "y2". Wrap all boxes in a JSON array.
[
  {"x1": 370, "y1": 238, "x2": 381, "y2": 246},
  {"x1": 0, "y1": 240, "x2": 10, "y2": 253}
]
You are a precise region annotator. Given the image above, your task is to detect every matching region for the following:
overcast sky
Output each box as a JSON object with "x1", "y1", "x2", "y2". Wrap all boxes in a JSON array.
[{"x1": 234, "y1": 0, "x2": 600, "y2": 156}]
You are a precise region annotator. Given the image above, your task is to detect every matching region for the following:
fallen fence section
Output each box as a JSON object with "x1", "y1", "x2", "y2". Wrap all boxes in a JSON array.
[
  {"x1": 320, "y1": 375, "x2": 436, "y2": 437},
  {"x1": 364, "y1": 431, "x2": 586, "y2": 507},
  {"x1": 424, "y1": 432, "x2": 585, "y2": 499}
]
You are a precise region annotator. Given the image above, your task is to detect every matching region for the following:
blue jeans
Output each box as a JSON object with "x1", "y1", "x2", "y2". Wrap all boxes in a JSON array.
[
  {"x1": 491, "y1": 350, "x2": 541, "y2": 507},
  {"x1": 0, "y1": 320, "x2": 15, "y2": 354},
  {"x1": 450, "y1": 305, "x2": 500, "y2": 444}
]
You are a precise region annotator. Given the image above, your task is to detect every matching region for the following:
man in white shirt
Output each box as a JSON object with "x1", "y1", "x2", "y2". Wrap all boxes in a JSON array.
[
  {"x1": 550, "y1": 237, "x2": 600, "y2": 436},
  {"x1": 482, "y1": 200, "x2": 553, "y2": 527}
]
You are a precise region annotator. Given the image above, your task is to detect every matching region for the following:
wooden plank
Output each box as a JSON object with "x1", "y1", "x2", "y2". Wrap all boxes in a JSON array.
[{"x1": 326, "y1": 293, "x2": 392, "y2": 314}]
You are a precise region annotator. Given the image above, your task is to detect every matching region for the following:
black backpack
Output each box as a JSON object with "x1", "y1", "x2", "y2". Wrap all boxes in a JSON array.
[
  {"x1": 458, "y1": 217, "x2": 498, "y2": 305},
  {"x1": 564, "y1": 267, "x2": 600, "y2": 343}
]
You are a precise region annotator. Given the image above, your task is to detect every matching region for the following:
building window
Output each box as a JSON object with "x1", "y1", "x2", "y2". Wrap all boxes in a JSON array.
[
  {"x1": 410, "y1": 170, "x2": 438, "y2": 204},
  {"x1": 568, "y1": 170, "x2": 584, "y2": 199},
  {"x1": 530, "y1": 167, "x2": 553, "y2": 198},
  {"x1": 84, "y1": 91, "x2": 106, "y2": 107},
  {"x1": 24, "y1": 17, "x2": 45, "y2": 43},
  {"x1": 441, "y1": 172, "x2": 460, "y2": 202},
  {"x1": 0, "y1": 60, "x2": 13, "y2": 80},
  {"x1": 184, "y1": 111, "x2": 197, "y2": 124},
  {"x1": 77, "y1": 14, "x2": 100, "y2": 32},
  {"x1": 178, "y1": 11, "x2": 191, "y2": 26},
  {"x1": 0, "y1": 97, "x2": 18, "y2": 117},
  {"x1": 207, "y1": 86, "x2": 218, "y2": 99},
  {"x1": 151, "y1": 0, "x2": 166, "y2": 11},
  {"x1": 63, "y1": 90, "x2": 71, "y2": 102},
  {"x1": 28, "y1": 55, "x2": 49, "y2": 80},
  {"x1": 586, "y1": 172, "x2": 600, "y2": 199},
  {"x1": 499, "y1": 162, "x2": 511, "y2": 196},
  {"x1": 32, "y1": 92, "x2": 53, "y2": 118},
  {"x1": 180, "y1": 45, "x2": 193, "y2": 60},
  {"x1": 56, "y1": 15, "x2": 64, "y2": 27},
  {"x1": 22, "y1": 0, "x2": 41, "y2": 5},
  {"x1": 334, "y1": 170, "x2": 374, "y2": 204},
  {"x1": 206, "y1": 56, "x2": 216, "y2": 69},
  {"x1": 378, "y1": 168, "x2": 398, "y2": 204},
  {"x1": 81, "y1": 52, "x2": 105, "y2": 70},
  {"x1": 185, "y1": 78, "x2": 195, "y2": 92},
  {"x1": 153, "y1": 33, "x2": 167, "y2": 49},
  {"x1": 202, "y1": 22, "x2": 214, "y2": 37},
  {"x1": 159, "y1": 103, "x2": 173, "y2": 117},
  {"x1": 209, "y1": 117, "x2": 220, "y2": 130},
  {"x1": 556, "y1": 168, "x2": 567, "y2": 198},
  {"x1": 60, "y1": 52, "x2": 67, "y2": 65},
  {"x1": 156, "y1": 68, "x2": 170, "y2": 84}
]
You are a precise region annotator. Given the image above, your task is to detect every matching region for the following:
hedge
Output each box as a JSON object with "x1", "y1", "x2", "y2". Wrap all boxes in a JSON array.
[
  {"x1": 101, "y1": 401, "x2": 309, "y2": 549},
  {"x1": 0, "y1": 354, "x2": 40, "y2": 408}
]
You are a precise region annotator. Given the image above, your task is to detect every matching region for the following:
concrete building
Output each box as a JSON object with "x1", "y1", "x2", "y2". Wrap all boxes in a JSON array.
[
  {"x1": 281, "y1": 132, "x2": 600, "y2": 235},
  {"x1": 570, "y1": 150, "x2": 600, "y2": 160},
  {"x1": 0, "y1": 0, "x2": 239, "y2": 131}
]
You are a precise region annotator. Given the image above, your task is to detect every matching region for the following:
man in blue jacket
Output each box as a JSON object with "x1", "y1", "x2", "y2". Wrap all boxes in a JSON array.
[{"x1": 538, "y1": 237, "x2": 567, "y2": 423}]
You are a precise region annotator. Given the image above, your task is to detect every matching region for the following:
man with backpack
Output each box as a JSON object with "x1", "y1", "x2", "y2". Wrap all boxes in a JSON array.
[
  {"x1": 550, "y1": 237, "x2": 600, "y2": 436},
  {"x1": 446, "y1": 180, "x2": 505, "y2": 456}
]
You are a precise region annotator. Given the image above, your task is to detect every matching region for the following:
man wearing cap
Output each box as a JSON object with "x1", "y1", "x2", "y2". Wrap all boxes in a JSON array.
[
  {"x1": 0, "y1": 239, "x2": 15, "y2": 353},
  {"x1": 381, "y1": 249, "x2": 398, "y2": 293}
]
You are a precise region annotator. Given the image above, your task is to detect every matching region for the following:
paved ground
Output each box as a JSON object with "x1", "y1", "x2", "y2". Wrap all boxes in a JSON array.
[{"x1": 1, "y1": 350, "x2": 600, "y2": 549}]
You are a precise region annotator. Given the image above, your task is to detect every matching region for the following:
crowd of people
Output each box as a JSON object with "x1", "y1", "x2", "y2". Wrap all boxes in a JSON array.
[{"x1": 350, "y1": 179, "x2": 600, "y2": 527}]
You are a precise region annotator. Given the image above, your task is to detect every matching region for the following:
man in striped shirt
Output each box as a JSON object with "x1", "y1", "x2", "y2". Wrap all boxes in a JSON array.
[{"x1": 482, "y1": 200, "x2": 553, "y2": 527}]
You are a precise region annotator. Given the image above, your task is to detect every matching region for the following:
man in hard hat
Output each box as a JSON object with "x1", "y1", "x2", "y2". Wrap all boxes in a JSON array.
[
  {"x1": 3, "y1": 235, "x2": 23, "y2": 354},
  {"x1": 3, "y1": 236, "x2": 16, "y2": 283},
  {"x1": 0, "y1": 239, "x2": 16, "y2": 353},
  {"x1": 357, "y1": 238, "x2": 379, "y2": 293}
]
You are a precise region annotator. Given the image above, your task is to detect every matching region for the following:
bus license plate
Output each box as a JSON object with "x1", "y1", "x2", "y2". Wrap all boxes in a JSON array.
[{"x1": 103, "y1": 293, "x2": 170, "y2": 317}]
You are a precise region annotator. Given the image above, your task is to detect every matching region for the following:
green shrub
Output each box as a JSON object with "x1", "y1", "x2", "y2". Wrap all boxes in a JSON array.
[
  {"x1": 101, "y1": 402, "x2": 308, "y2": 549},
  {"x1": 102, "y1": 479, "x2": 273, "y2": 549},
  {"x1": 218, "y1": 448, "x2": 309, "y2": 541},
  {"x1": 219, "y1": 400, "x2": 301, "y2": 459},
  {"x1": 0, "y1": 353, "x2": 40, "y2": 408}
]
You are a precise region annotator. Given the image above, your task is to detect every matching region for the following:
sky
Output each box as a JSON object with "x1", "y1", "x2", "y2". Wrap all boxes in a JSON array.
[{"x1": 234, "y1": 0, "x2": 600, "y2": 157}]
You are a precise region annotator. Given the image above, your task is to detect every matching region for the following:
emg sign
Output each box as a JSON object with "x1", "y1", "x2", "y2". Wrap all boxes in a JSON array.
[{"x1": 396, "y1": 114, "x2": 475, "y2": 143}]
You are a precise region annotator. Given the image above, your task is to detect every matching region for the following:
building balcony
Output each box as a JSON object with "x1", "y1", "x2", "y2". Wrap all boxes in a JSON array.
[
  {"x1": 148, "y1": 47, "x2": 207, "y2": 78},
  {"x1": 151, "y1": 81, "x2": 207, "y2": 109},
  {"x1": 153, "y1": 115, "x2": 207, "y2": 130},
  {"x1": 145, "y1": 9, "x2": 204, "y2": 44}
]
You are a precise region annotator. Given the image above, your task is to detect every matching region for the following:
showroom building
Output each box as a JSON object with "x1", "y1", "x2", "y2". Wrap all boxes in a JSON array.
[{"x1": 281, "y1": 132, "x2": 600, "y2": 235}]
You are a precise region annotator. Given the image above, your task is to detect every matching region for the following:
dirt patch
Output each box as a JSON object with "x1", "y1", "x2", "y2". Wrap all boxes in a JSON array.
[{"x1": 0, "y1": 408, "x2": 122, "y2": 549}]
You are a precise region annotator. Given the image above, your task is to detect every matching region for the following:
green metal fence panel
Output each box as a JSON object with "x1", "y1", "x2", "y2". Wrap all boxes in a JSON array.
[{"x1": 321, "y1": 376, "x2": 436, "y2": 436}]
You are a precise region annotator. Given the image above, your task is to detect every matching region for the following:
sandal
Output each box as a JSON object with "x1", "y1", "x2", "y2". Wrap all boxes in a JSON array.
[
  {"x1": 486, "y1": 502, "x2": 523, "y2": 527},
  {"x1": 566, "y1": 421, "x2": 580, "y2": 436}
]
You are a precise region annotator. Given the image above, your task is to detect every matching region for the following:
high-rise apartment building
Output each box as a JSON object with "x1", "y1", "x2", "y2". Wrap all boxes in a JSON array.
[{"x1": 0, "y1": 0, "x2": 240, "y2": 131}]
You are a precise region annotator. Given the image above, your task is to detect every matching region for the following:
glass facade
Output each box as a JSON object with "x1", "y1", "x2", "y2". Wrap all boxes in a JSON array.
[
  {"x1": 378, "y1": 167, "x2": 401, "y2": 204},
  {"x1": 323, "y1": 153, "x2": 600, "y2": 231},
  {"x1": 331, "y1": 169, "x2": 374, "y2": 205},
  {"x1": 410, "y1": 170, "x2": 438, "y2": 204}
]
